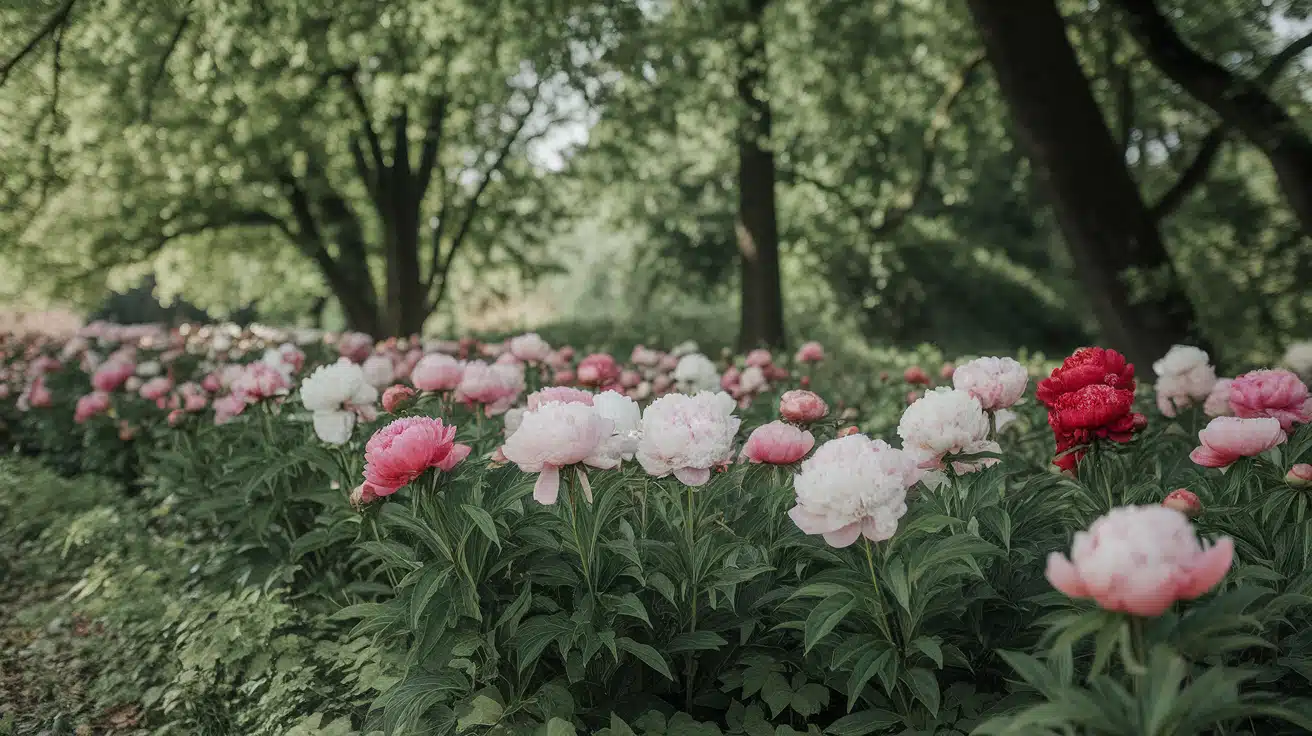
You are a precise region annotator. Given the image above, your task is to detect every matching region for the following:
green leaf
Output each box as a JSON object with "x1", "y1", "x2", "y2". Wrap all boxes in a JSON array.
[
  {"x1": 461, "y1": 504, "x2": 500, "y2": 548},
  {"x1": 616, "y1": 637, "x2": 674, "y2": 680},
  {"x1": 911, "y1": 637, "x2": 943, "y2": 668},
  {"x1": 804, "y1": 594, "x2": 855, "y2": 654},
  {"x1": 546, "y1": 717, "x2": 577, "y2": 736},
  {"x1": 846, "y1": 647, "x2": 892, "y2": 710},
  {"x1": 410, "y1": 566, "x2": 448, "y2": 631},
  {"x1": 824, "y1": 709, "x2": 901, "y2": 735},
  {"x1": 496, "y1": 583, "x2": 534, "y2": 639},
  {"x1": 761, "y1": 673, "x2": 792, "y2": 718},
  {"x1": 667, "y1": 630, "x2": 727, "y2": 653},
  {"x1": 901, "y1": 668, "x2": 940, "y2": 717},
  {"x1": 885, "y1": 558, "x2": 911, "y2": 613},
  {"x1": 791, "y1": 683, "x2": 830, "y2": 718},
  {"x1": 604, "y1": 593, "x2": 652, "y2": 628},
  {"x1": 515, "y1": 615, "x2": 575, "y2": 673},
  {"x1": 457, "y1": 695, "x2": 504, "y2": 731}
]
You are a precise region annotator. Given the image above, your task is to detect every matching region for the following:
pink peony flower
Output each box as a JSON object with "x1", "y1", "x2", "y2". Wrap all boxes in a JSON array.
[
  {"x1": 636, "y1": 392, "x2": 741, "y2": 486},
  {"x1": 745, "y1": 349, "x2": 773, "y2": 368},
  {"x1": 455, "y1": 361, "x2": 522, "y2": 416},
  {"x1": 508, "y1": 333, "x2": 552, "y2": 363},
  {"x1": 779, "y1": 390, "x2": 828, "y2": 424},
  {"x1": 720, "y1": 366, "x2": 741, "y2": 394},
  {"x1": 75, "y1": 391, "x2": 112, "y2": 423},
  {"x1": 167, "y1": 408, "x2": 186, "y2": 427},
  {"x1": 139, "y1": 376, "x2": 173, "y2": 401},
  {"x1": 1046, "y1": 505, "x2": 1233, "y2": 616},
  {"x1": 837, "y1": 425, "x2": 860, "y2": 438},
  {"x1": 952, "y1": 356, "x2": 1029, "y2": 411},
  {"x1": 1189, "y1": 416, "x2": 1286, "y2": 468},
  {"x1": 619, "y1": 370, "x2": 641, "y2": 388},
  {"x1": 527, "y1": 386, "x2": 594, "y2": 410},
  {"x1": 231, "y1": 362, "x2": 291, "y2": 403},
  {"x1": 92, "y1": 359, "x2": 136, "y2": 392},
  {"x1": 789, "y1": 435, "x2": 919, "y2": 547},
  {"x1": 382, "y1": 385, "x2": 416, "y2": 413},
  {"x1": 1162, "y1": 489, "x2": 1202, "y2": 517},
  {"x1": 1204, "y1": 378, "x2": 1234, "y2": 417},
  {"x1": 411, "y1": 354, "x2": 464, "y2": 392},
  {"x1": 361, "y1": 354, "x2": 395, "y2": 388},
  {"x1": 201, "y1": 373, "x2": 222, "y2": 393},
  {"x1": 213, "y1": 394, "x2": 247, "y2": 425},
  {"x1": 795, "y1": 341, "x2": 824, "y2": 364},
  {"x1": 904, "y1": 366, "x2": 930, "y2": 385},
  {"x1": 742, "y1": 421, "x2": 815, "y2": 464},
  {"x1": 940, "y1": 362, "x2": 956, "y2": 380},
  {"x1": 338, "y1": 332, "x2": 375, "y2": 363},
  {"x1": 1228, "y1": 369, "x2": 1311, "y2": 431},
  {"x1": 631, "y1": 345, "x2": 661, "y2": 367},
  {"x1": 437, "y1": 443, "x2": 472, "y2": 473},
  {"x1": 1287, "y1": 464, "x2": 1312, "y2": 488},
  {"x1": 501, "y1": 402, "x2": 615, "y2": 504},
  {"x1": 363, "y1": 417, "x2": 458, "y2": 495},
  {"x1": 553, "y1": 369, "x2": 576, "y2": 386},
  {"x1": 577, "y1": 353, "x2": 621, "y2": 387}
]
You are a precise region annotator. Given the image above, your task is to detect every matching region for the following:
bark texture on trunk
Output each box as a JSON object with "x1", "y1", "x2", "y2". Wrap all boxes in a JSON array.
[{"x1": 966, "y1": 0, "x2": 1202, "y2": 367}]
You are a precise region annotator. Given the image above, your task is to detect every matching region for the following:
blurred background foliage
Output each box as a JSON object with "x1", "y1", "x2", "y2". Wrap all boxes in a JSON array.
[{"x1": 0, "y1": 0, "x2": 1309, "y2": 368}]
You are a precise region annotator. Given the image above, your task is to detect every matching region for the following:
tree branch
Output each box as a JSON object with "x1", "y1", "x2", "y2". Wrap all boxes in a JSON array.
[
  {"x1": 141, "y1": 4, "x2": 193, "y2": 121},
  {"x1": 0, "y1": 0, "x2": 77, "y2": 87},
  {"x1": 340, "y1": 68, "x2": 386, "y2": 171},
  {"x1": 416, "y1": 94, "x2": 450, "y2": 203}
]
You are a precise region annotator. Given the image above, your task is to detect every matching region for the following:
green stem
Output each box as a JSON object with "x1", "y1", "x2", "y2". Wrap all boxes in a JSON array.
[
  {"x1": 567, "y1": 472, "x2": 595, "y2": 598},
  {"x1": 685, "y1": 481, "x2": 699, "y2": 712},
  {"x1": 863, "y1": 538, "x2": 893, "y2": 642},
  {"x1": 987, "y1": 410, "x2": 997, "y2": 441}
]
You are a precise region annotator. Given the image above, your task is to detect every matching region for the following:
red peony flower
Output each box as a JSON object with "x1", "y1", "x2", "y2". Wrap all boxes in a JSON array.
[
  {"x1": 1041, "y1": 348, "x2": 1145, "y2": 471},
  {"x1": 1036, "y1": 347, "x2": 1135, "y2": 406}
]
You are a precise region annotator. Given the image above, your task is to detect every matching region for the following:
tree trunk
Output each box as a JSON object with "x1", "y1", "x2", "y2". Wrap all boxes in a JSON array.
[
  {"x1": 965, "y1": 0, "x2": 1202, "y2": 368},
  {"x1": 734, "y1": 0, "x2": 786, "y2": 353},
  {"x1": 1109, "y1": 0, "x2": 1312, "y2": 236}
]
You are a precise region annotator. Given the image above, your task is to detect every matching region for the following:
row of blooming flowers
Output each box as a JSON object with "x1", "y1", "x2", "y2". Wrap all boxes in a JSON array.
[{"x1": 3, "y1": 321, "x2": 1312, "y2": 621}]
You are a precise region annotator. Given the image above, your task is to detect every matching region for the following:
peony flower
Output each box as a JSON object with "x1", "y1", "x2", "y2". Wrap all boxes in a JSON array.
[
  {"x1": 788, "y1": 435, "x2": 919, "y2": 547},
  {"x1": 361, "y1": 354, "x2": 395, "y2": 388},
  {"x1": 553, "y1": 369, "x2": 576, "y2": 386},
  {"x1": 1287, "y1": 464, "x2": 1312, "y2": 488},
  {"x1": 673, "y1": 353, "x2": 722, "y2": 393},
  {"x1": 1036, "y1": 347, "x2": 1135, "y2": 405},
  {"x1": 299, "y1": 360, "x2": 380, "y2": 444},
  {"x1": 338, "y1": 332, "x2": 375, "y2": 363},
  {"x1": 1189, "y1": 416, "x2": 1286, "y2": 468},
  {"x1": 231, "y1": 362, "x2": 291, "y2": 403},
  {"x1": 619, "y1": 370, "x2": 641, "y2": 388},
  {"x1": 167, "y1": 408, "x2": 186, "y2": 427},
  {"x1": 779, "y1": 390, "x2": 828, "y2": 424},
  {"x1": 952, "y1": 356, "x2": 1029, "y2": 411},
  {"x1": 1228, "y1": 369, "x2": 1311, "y2": 432},
  {"x1": 455, "y1": 361, "x2": 522, "y2": 416},
  {"x1": 382, "y1": 385, "x2": 416, "y2": 413},
  {"x1": 527, "y1": 386, "x2": 594, "y2": 410},
  {"x1": 1153, "y1": 345, "x2": 1217, "y2": 417},
  {"x1": 745, "y1": 349, "x2": 772, "y2": 368},
  {"x1": 437, "y1": 443, "x2": 472, "y2": 472},
  {"x1": 903, "y1": 366, "x2": 930, "y2": 385},
  {"x1": 363, "y1": 416, "x2": 458, "y2": 495},
  {"x1": 1045, "y1": 505, "x2": 1233, "y2": 616},
  {"x1": 139, "y1": 376, "x2": 173, "y2": 402},
  {"x1": 897, "y1": 388, "x2": 999, "y2": 473},
  {"x1": 1284, "y1": 341, "x2": 1312, "y2": 382},
  {"x1": 91, "y1": 359, "x2": 136, "y2": 392},
  {"x1": 503, "y1": 407, "x2": 525, "y2": 436},
  {"x1": 738, "y1": 366, "x2": 768, "y2": 395},
  {"x1": 411, "y1": 354, "x2": 464, "y2": 392},
  {"x1": 631, "y1": 345, "x2": 661, "y2": 367},
  {"x1": 505, "y1": 333, "x2": 548, "y2": 363},
  {"x1": 213, "y1": 394, "x2": 247, "y2": 425},
  {"x1": 795, "y1": 341, "x2": 824, "y2": 364},
  {"x1": 577, "y1": 353, "x2": 621, "y2": 387},
  {"x1": 1040, "y1": 353, "x2": 1146, "y2": 471},
  {"x1": 501, "y1": 402, "x2": 615, "y2": 504},
  {"x1": 637, "y1": 391, "x2": 741, "y2": 486},
  {"x1": 591, "y1": 390, "x2": 643, "y2": 465},
  {"x1": 720, "y1": 366, "x2": 741, "y2": 394},
  {"x1": 1204, "y1": 378, "x2": 1234, "y2": 417},
  {"x1": 742, "y1": 421, "x2": 815, "y2": 464},
  {"x1": 1162, "y1": 489, "x2": 1203, "y2": 517},
  {"x1": 135, "y1": 360, "x2": 162, "y2": 377},
  {"x1": 837, "y1": 425, "x2": 860, "y2": 438},
  {"x1": 74, "y1": 392, "x2": 112, "y2": 424},
  {"x1": 671, "y1": 340, "x2": 700, "y2": 357}
]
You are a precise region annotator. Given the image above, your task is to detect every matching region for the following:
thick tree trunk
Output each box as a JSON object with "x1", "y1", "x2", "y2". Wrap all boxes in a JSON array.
[
  {"x1": 965, "y1": 0, "x2": 1202, "y2": 367},
  {"x1": 734, "y1": 0, "x2": 786, "y2": 353},
  {"x1": 1109, "y1": 0, "x2": 1312, "y2": 237}
]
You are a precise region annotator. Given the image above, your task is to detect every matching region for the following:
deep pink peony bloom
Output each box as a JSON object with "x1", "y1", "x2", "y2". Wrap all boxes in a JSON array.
[
  {"x1": 1228, "y1": 369, "x2": 1311, "y2": 432},
  {"x1": 75, "y1": 392, "x2": 112, "y2": 423},
  {"x1": 742, "y1": 421, "x2": 815, "y2": 464},
  {"x1": 795, "y1": 341, "x2": 824, "y2": 364},
  {"x1": 577, "y1": 353, "x2": 621, "y2": 387},
  {"x1": 779, "y1": 390, "x2": 828, "y2": 424},
  {"x1": 1162, "y1": 489, "x2": 1202, "y2": 517},
  {"x1": 527, "y1": 386, "x2": 594, "y2": 410},
  {"x1": 363, "y1": 417, "x2": 458, "y2": 495},
  {"x1": 437, "y1": 443, "x2": 472, "y2": 472},
  {"x1": 92, "y1": 360, "x2": 136, "y2": 392},
  {"x1": 167, "y1": 408, "x2": 185, "y2": 427},
  {"x1": 382, "y1": 385, "x2": 416, "y2": 413},
  {"x1": 411, "y1": 354, "x2": 464, "y2": 392},
  {"x1": 1189, "y1": 416, "x2": 1286, "y2": 468},
  {"x1": 1046, "y1": 505, "x2": 1232, "y2": 617}
]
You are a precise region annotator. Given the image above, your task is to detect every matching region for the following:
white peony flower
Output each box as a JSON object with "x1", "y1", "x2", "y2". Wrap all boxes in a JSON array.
[
  {"x1": 738, "y1": 366, "x2": 768, "y2": 394},
  {"x1": 897, "y1": 387, "x2": 999, "y2": 473},
  {"x1": 1283, "y1": 341, "x2": 1312, "y2": 382},
  {"x1": 788, "y1": 434, "x2": 919, "y2": 547},
  {"x1": 502, "y1": 401, "x2": 616, "y2": 504},
  {"x1": 673, "y1": 353, "x2": 721, "y2": 393},
  {"x1": 592, "y1": 390, "x2": 643, "y2": 464},
  {"x1": 1153, "y1": 345, "x2": 1217, "y2": 417},
  {"x1": 299, "y1": 360, "x2": 379, "y2": 445},
  {"x1": 361, "y1": 354, "x2": 395, "y2": 388},
  {"x1": 671, "y1": 340, "x2": 701, "y2": 358},
  {"x1": 503, "y1": 407, "x2": 525, "y2": 437},
  {"x1": 952, "y1": 356, "x2": 1029, "y2": 411},
  {"x1": 508, "y1": 332, "x2": 552, "y2": 362},
  {"x1": 637, "y1": 391, "x2": 741, "y2": 486}
]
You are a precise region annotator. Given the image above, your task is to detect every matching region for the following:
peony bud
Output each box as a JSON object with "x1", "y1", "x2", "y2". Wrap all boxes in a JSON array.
[
  {"x1": 780, "y1": 390, "x2": 829, "y2": 424},
  {"x1": 1288, "y1": 464, "x2": 1312, "y2": 488},
  {"x1": 1162, "y1": 489, "x2": 1203, "y2": 517},
  {"x1": 382, "y1": 384, "x2": 417, "y2": 413},
  {"x1": 904, "y1": 366, "x2": 930, "y2": 385},
  {"x1": 837, "y1": 425, "x2": 861, "y2": 438}
]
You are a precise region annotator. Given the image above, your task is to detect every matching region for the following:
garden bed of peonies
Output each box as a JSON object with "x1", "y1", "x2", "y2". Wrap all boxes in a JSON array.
[{"x1": 2, "y1": 324, "x2": 1312, "y2": 735}]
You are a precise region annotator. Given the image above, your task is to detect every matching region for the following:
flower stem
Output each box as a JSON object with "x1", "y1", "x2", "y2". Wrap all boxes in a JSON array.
[
  {"x1": 567, "y1": 473, "x2": 595, "y2": 598},
  {"x1": 863, "y1": 538, "x2": 893, "y2": 642},
  {"x1": 685, "y1": 480, "x2": 699, "y2": 712}
]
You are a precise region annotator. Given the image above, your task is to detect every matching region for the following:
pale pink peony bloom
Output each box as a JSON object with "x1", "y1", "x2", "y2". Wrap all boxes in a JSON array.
[
  {"x1": 940, "y1": 362, "x2": 956, "y2": 380},
  {"x1": 125, "y1": 376, "x2": 143, "y2": 393},
  {"x1": 455, "y1": 361, "x2": 522, "y2": 416},
  {"x1": 657, "y1": 353, "x2": 681, "y2": 374},
  {"x1": 553, "y1": 369, "x2": 576, "y2": 386},
  {"x1": 652, "y1": 374, "x2": 673, "y2": 394},
  {"x1": 183, "y1": 392, "x2": 208, "y2": 412},
  {"x1": 738, "y1": 366, "x2": 768, "y2": 395},
  {"x1": 1162, "y1": 489, "x2": 1203, "y2": 517},
  {"x1": 1153, "y1": 346, "x2": 1217, "y2": 417},
  {"x1": 363, "y1": 417, "x2": 458, "y2": 495},
  {"x1": 720, "y1": 366, "x2": 741, "y2": 394},
  {"x1": 495, "y1": 351, "x2": 522, "y2": 366},
  {"x1": 897, "y1": 388, "x2": 999, "y2": 473},
  {"x1": 1229, "y1": 369, "x2": 1312, "y2": 431},
  {"x1": 139, "y1": 376, "x2": 173, "y2": 401},
  {"x1": 201, "y1": 373, "x2": 222, "y2": 393},
  {"x1": 795, "y1": 341, "x2": 824, "y2": 364},
  {"x1": 630, "y1": 345, "x2": 661, "y2": 367},
  {"x1": 231, "y1": 362, "x2": 291, "y2": 403},
  {"x1": 411, "y1": 354, "x2": 464, "y2": 392},
  {"x1": 508, "y1": 333, "x2": 552, "y2": 363},
  {"x1": 75, "y1": 392, "x2": 112, "y2": 423},
  {"x1": 779, "y1": 390, "x2": 828, "y2": 424},
  {"x1": 338, "y1": 332, "x2": 375, "y2": 363},
  {"x1": 501, "y1": 402, "x2": 615, "y2": 504},
  {"x1": 1045, "y1": 505, "x2": 1233, "y2": 616},
  {"x1": 382, "y1": 385, "x2": 416, "y2": 413},
  {"x1": 25, "y1": 377, "x2": 51, "y2": 409},
  {"x1": 674, "y1": 353, "x2": 721, "y2": 393},
  {"x1": 1204, "y1": 378, "x2": 1234, "y2": 417},
  {"x1": 636, "y1": 391, "x2": 741, "y2": 487},
  {"x1": 952, "y1": 356, "x2": 1029, "y2": 411},
  {"x1": 742, "y1": 421, "x2": 815, "y2": 464},
  {"x1": 904, "y1": 366, "x2": 930, "y2": 385},
  {"x1": 545, "y1": 349, "x2": 572, "y2": 370},
  {"x1": 1287, "y1": 464, "x2": 1312, "y2": 488},
  {"x1": 278, "y1": 343, "x2": 306, "y2": 373},
  {"x1": 527, "y1": 386, "x2": 594, "y2": 410},
  {"x1": 437, "y1": 443, "x2": 472, "y2": 472},
  {"x1": 789, "y1": 434, "x2": 919, "y2": 547},
  {"x1": 591, "y1": 390, "x2": 643, "y2": 465},
  {"x1": 745, "y1": 349, "x2": 773, "y2": 368},
  {"x1": 213, "y1": 394, "x2": 247, "y2": 425},
  {"x1": 167, "y1": 408, "x2": 186, "y2": 427},
  {"x1": 1189, "y1": 416, "x2": 1287, "y2": 468},
  {"x1": 361, "y1": 354, "x2": 395, "y2": 388},
  {"x1": 619, "y1": 370, "x2": 641, "y2": 388},
  {"x1": 92, "y1": 360, "x2": 136, "y2": 392},
  {"x1": 577, "y1": 353, "x2": 621, "y2": 387}
]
